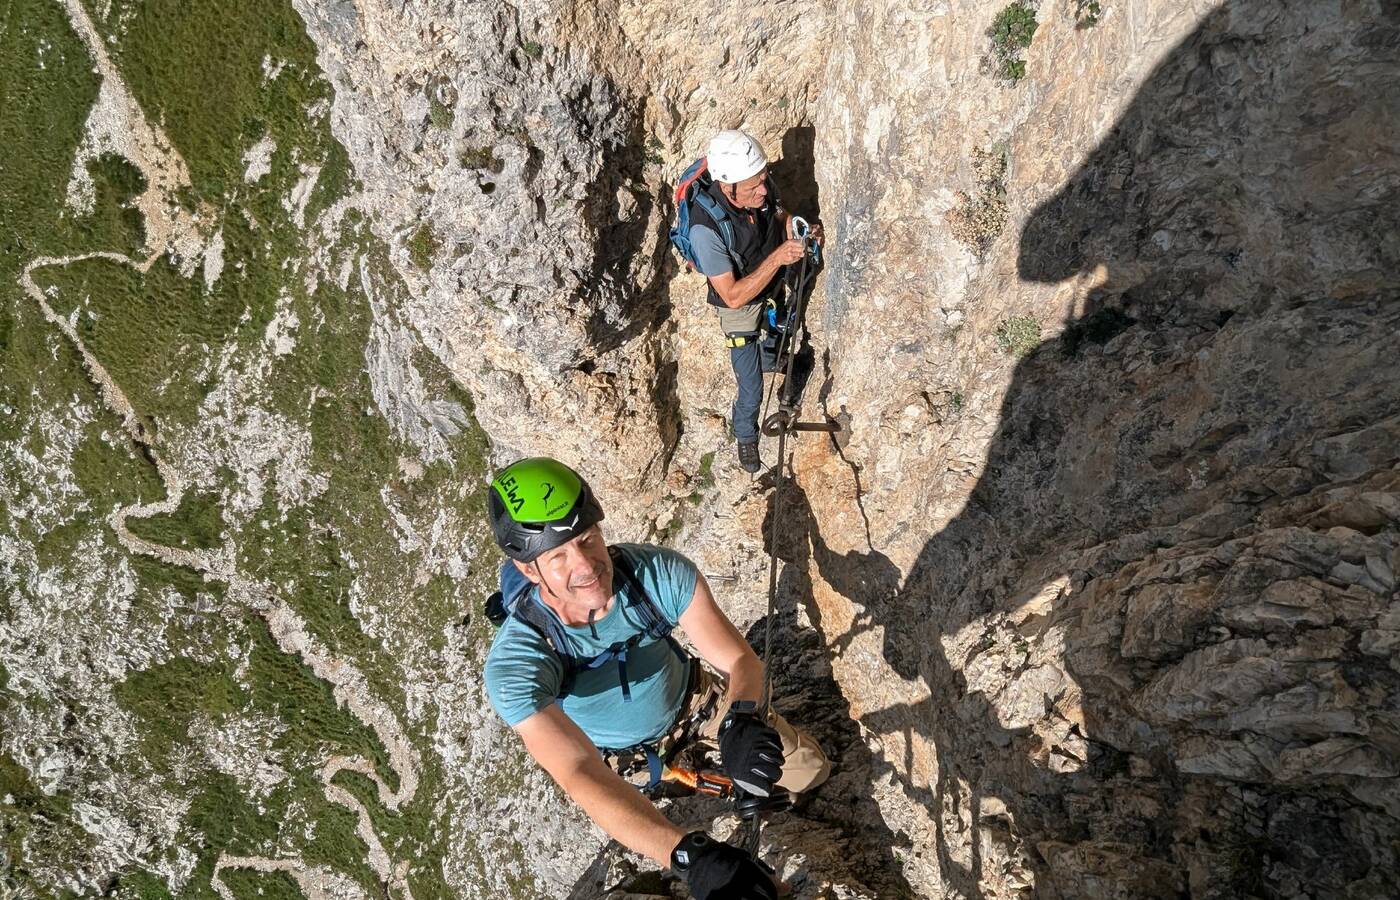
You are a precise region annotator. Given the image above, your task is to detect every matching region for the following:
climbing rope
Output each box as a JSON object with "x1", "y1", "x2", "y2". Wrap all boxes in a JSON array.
[
  {"x1": 757, "y1": 217, "x2": 818, "y2": 433},
  {"x1": 743, "y1": 219, "x2": 820, "y2": 860}
]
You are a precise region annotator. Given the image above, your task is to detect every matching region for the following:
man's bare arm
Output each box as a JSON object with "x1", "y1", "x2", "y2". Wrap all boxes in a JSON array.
[
  {"x1": 678, "y1": 573, "x2": 765, "y2": 705},
  {"x1": 706, "y1": 241, "x2": 804, "y2": 309},
  {"x1": 515, "y1": 705, "x2": 685, "y2": 866}
]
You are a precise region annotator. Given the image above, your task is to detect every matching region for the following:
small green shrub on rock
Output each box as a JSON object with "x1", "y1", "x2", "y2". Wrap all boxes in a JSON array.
[
  {"x1": 996, "y1": 315, "x2": 1041, "y2": 357},
  {"x1": 947, "y1": 146, "x2": 1009, "y2": 256},
  {"x1": 460, "y1": 146, "x2": 504, "y2": 172},
  {"x1": 406, "y1": 225, "x2": 439, "y2": 271},
  {"x1": 428, "y1": 97, "x2": 453, "y2": 130},
  {"x1": 989, "y1": 3, "x2": 1039, "y2": 83}
]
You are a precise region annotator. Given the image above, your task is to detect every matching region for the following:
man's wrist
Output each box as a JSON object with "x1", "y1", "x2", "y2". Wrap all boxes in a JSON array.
[
  {"x1": 719, "y1": 699, "x2": 760, "y2": 737},
  {"x1": 669, "y1": 830, "x2": 712, "y2": 873}
]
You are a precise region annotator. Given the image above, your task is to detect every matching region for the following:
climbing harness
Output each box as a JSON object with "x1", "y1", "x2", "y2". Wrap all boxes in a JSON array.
[{"x1": 602, "y1": 661, "x2": 735, "y2": 797}]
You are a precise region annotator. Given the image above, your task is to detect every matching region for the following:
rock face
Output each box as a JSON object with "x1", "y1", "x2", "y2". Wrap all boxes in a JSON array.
[
  {"x1": 791, "y1": 1, "x2": 1400, "y2": 897},
  {"x1": 4, "y1": 0, "x2": 1398, "y2": 897}
]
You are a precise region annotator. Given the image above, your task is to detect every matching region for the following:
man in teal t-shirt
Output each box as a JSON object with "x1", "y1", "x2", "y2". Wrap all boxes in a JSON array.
[
  {"x1": 482, "y1": 458, "x2": 829, "y2": 900},
  {"x1": 486, "y1": 541, "x2": 697, "y2": 750}
]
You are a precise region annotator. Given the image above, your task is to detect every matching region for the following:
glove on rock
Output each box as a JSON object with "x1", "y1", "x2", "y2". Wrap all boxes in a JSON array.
[{"x1": 672, "y1": 831, "x2": 778, "y2": 900}]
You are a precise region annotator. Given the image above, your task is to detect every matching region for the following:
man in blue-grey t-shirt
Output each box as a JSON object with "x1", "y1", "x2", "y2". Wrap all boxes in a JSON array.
[
  {"x1": 689, "y1": 130, "x2": 821, "y2": 474},
  {"x1": 483, "y1": 457, "x2": 829, "y2": 899}
]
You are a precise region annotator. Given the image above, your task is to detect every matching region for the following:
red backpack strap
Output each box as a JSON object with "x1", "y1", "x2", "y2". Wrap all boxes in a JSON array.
[{"x1": 674, "y1": 157, "x2": 710, "y2": 204}]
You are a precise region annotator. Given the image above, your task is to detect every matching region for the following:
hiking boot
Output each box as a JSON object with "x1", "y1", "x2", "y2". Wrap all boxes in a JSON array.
[{"x1": 737, "y1": 441, "x2": 762, "y2": 474}]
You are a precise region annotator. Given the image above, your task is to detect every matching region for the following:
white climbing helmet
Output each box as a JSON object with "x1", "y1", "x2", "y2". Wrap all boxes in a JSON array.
[{"x1": 706, "y1": 130, "x2": 768, "y2": 184}]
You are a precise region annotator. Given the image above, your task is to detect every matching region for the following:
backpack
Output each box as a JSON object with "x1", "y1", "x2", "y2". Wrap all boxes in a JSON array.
[
  {"x1": 668, "y1": 158, "x2": 738, "y2": 273},
  {"x1": 484, "y1": 547, "x2": 687, "y2": 703}
]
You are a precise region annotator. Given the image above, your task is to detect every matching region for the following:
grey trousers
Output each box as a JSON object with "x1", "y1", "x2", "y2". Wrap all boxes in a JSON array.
[{"x1": 717, "y1": 302, "x2": 781, "y2": 444}]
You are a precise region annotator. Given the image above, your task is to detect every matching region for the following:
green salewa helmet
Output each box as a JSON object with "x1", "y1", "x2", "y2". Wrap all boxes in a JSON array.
[{"x1": 487, "y1": 457, "x2": 605, "y2": 562}]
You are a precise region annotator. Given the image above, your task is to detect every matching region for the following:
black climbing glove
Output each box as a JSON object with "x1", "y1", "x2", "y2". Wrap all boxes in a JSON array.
[
  {"x1": 718, "y1": 701, "x2": 784, "y2": 798},
  {"x1": 671, "y1": 831, "x2": 778, "y2": 900}
]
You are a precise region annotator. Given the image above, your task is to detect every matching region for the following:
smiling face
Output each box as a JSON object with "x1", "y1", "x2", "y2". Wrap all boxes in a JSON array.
[{"x1": 514, "y1": 524, "x2": 614, "y2": 622}]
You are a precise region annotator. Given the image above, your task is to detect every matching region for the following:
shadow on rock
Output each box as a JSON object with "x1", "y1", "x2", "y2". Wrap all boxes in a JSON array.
[
  {"x1": 745, "y1": 473, "x2": 918, "y2": 898},
  {"x1": 819, "y1": 4, "x2": 1400, "y2": 898}
]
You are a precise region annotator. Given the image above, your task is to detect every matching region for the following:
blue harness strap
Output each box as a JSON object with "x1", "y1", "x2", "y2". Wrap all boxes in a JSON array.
[{"x1": 501, "y1": 547, "x2": 686, "y2": 702}]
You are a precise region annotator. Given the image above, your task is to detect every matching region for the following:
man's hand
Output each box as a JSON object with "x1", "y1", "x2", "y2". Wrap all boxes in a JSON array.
[
  {"x1": 787, "y1": 218, "x2": 824, "y2": 247},
  {"x1": 768, "y1": 238, "x2": 804, "y2": 266},
  {"x1": 672, "y1": 832, "x2": 779, "y2": 900},
  {"x1": 719, "y1": 708, "x2": 784, "y2": 797}
]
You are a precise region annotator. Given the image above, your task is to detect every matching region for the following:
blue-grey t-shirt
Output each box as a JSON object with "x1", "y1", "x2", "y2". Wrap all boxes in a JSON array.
[
  {"x1": 484, "y1": 543, "x2": 699, "y2": 749},
  {"x1": 688, "y1": 222, "x2": 734, "y2": 277}
]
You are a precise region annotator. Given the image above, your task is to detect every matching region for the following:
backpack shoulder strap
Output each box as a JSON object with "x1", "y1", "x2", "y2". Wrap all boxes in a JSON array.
[
  {"x1": 510, "y1": 588, "x2": 583, "y2": 680},
  {"x1": 690, "y1": 188, "x2": 738, "y2": 264},
  {"x1": 608, "y1": 547, "x2": 677, "y2": 641}
]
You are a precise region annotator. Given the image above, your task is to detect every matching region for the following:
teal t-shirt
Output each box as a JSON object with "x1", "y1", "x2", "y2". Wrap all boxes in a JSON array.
[{"x1": 484, "y1": 543, "x2": 699, "y2": 749}]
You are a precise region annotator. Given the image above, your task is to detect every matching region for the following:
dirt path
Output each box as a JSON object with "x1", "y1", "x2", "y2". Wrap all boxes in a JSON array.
[{"x1": 16, "y1": 3, "x2": 422, "y2": 895}]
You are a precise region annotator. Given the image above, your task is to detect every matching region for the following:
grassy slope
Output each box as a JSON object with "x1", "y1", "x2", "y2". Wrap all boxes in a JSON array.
[{"x1": 1, "y1": 0, "x2": 505, "y2": 896}]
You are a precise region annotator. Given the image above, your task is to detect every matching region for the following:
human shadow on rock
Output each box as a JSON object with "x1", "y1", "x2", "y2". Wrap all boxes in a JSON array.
[
  {"x1": 830, "y1": 4, "x2": 1400, "y2": 898},
  {"x1": 742, "y1": 472, "x2": 917, "y2": 898}
]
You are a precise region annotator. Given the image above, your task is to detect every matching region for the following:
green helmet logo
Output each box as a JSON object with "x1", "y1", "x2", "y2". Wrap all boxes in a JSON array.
[{"x1": 488, "y1": 457, "x2": 605, "y2": 561}]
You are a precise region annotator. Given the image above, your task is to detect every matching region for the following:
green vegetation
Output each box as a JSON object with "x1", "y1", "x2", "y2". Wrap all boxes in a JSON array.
[
  {"x1": 521, "y1": 40, "x2": 544, "y2": 59},
  {"x1": 107, "y1": 867, "x2": 177, "y2": 899},
  {"x1": 2, "y1": 0, "x2": 501, "y2": 894},
  {"x1": 995, "y1": 315, "x2": 1042, "y2": 358},
  {"x1": 69, "y1": 427, "x2": 167, "y2": 509},
  {"x1": 126, "y1": 489, "x2": 227, "y2": 551},
  {"x1": 460, "y1": 145, "x2": 505, "y2": 172},
  {"x1": 949, "y1": 391, "x2": 965, "y2": 413},
  {"x1": 0, "y1": 0, "x2": 106, "y2": 274},
  {"x1": 429, "y1": 96, "x2": 453, "y2": 130},
  {"x1": 36, "y1": 251, "x2": 246, "y2": 425},
  {"x1": 407, "y1": 223, "x2": 440, "y2": 270},
  {"x1": 114, "y1": 611, "x2": 391, "y2": 773},
  {"x1": 1075, "y1": 0, "x2": 1103, "y2": 28},
  {"x1": 989, "y1": 2, "x2": 1038, "y2": 83},
  {"x1": 81, "y1": 154, "x2": 150, "y2": 256},
  {"x1": 110, "y1": 612, "x2": 402, "y2": 895},
  {"x1": 1, "y1": 751, "x2": 89, "y2": 895},
  {"x1": 644, "y1": 136, "x2": 665, "y2": 167},
  {"x1": 88, "y1": 0, "x2": 345, "y2": 203},
  {"x1": 697, "y1": 451, "x2": 716, "y2": 489}
]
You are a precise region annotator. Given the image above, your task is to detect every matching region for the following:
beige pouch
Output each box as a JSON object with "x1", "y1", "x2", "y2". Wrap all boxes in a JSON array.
[{"x1": 715, "y1": 302, "x2": 763, "y2": 335}]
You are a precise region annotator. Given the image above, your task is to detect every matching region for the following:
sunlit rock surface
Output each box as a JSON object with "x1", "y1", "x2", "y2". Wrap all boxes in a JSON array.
[{"x1": 3, "y1": 0, "x2": 1397, "y2": 898}]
